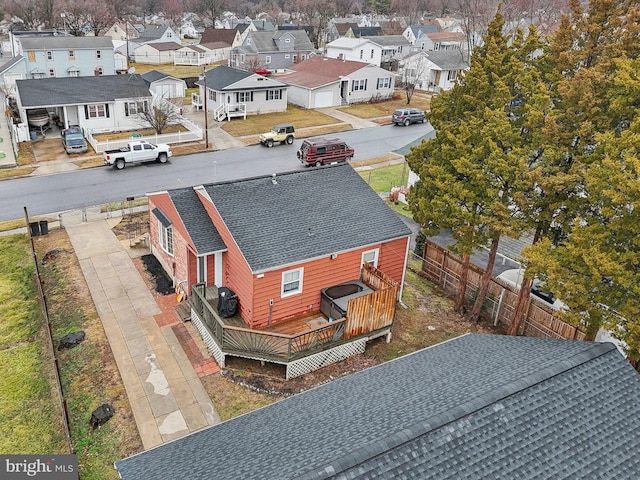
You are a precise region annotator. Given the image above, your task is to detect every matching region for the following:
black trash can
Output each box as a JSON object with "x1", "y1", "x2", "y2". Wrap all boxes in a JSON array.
[
  {"x1": 39, "y1": 220, "x2": 49, "y2": 235},
  {"x1": 29, "y1": 221, "x2": 40, "y2": 236},
  {"x1": 217, "y1": 287, "x2": 238, "y2": 318}
]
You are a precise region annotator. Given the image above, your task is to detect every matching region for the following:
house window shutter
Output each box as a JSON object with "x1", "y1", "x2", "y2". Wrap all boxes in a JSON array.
[
  {"x1": 250, "y1": 91, "x2": 253, "y2": 101},
  {"x1": 125, "y1": 103, "x2": 129, "y2": 116},
  {"x1": 266, "y1": 90, "x2": 269, "y2": 101},
  {"x1": 105, "y1": 104, "x2": 110, "y2": 118},
  {"x1": 364, "y1": 79, "x2": 367, "y2": 90},
  {"x1": 84, "y1": 105, "x2": 88, "y2": 119},
  {"x1": 235, "y1": 92, "x2": 238, "y2": 102}
]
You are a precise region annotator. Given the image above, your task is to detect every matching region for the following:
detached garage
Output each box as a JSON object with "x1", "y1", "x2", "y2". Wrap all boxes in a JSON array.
[
  {"x1": 141, "y1": 70, "x2": 187, "y2": 100},
  {"x1": 282, "y1": 56, "x2": 394, "y2": 109}
]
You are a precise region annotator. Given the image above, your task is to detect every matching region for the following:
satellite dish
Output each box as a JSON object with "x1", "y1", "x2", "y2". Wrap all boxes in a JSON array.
[{"x1": 127, "y1": 67, "x2": 136, "y2": 74}]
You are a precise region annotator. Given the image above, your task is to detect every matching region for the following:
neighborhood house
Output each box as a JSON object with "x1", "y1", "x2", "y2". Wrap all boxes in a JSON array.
[{"x1": 147, "y1": 164, "x2": 411, "y2": 378}]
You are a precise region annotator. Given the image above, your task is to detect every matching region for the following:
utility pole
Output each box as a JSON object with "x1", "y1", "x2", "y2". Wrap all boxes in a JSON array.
[{"x1": 202, "y1": 67, "x2": 209, "y2": 150}]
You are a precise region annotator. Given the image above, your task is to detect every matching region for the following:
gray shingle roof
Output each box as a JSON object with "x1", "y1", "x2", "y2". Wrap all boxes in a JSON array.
[
  {"x1": 168, "y1": 188, "x2": 226, "y2": 255},
  {"x1": 203, "y1": 65, "x2": 252, "y2": 90},
  {"x1": 115, "y1": 334, "x2": 640, "y2": 479},
  {"x1": 363, "y1": 35, "x2": 410, "y2": 47},
  {"x1": 16, "y1": 74, "x2": 151, "y2": 107},
  {"x1": 245, "y1": 30, "x2": 314, "y2": 53},
  {"x1": 201, "y1": 164, "x2": 411, "y2": 272},
  {"x1": 19, "y1": 35, "x2": 114, "y2": 50},
  {"x1": 141, "y1": 70, "x2": 177, "y2": 83}
]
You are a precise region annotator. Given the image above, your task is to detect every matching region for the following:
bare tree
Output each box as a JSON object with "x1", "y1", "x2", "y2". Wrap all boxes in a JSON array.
[
  {"x1": 4, "y1": 0, "x2": 46, "y2": 29},
  {"x1": 136, "y1": 95, "x2": 184, "y2": 134},
  {"x1": 400, "y1": 52, "x2": 430, "y2": 104},
  {"x1": 187, "y1": 0, "x2": 227, "y2": 27},
  {"x1": 335, "y1": 0, "x2": 356, "y2": 16},
  {"x1": 85, "y1": 0, "x2": 116, "y2": 36},
  {"x1": 457, "y1": 0, "x2": 496, "y2": 61},
  {"x1": 161, "y1": 0, "x2": 185, "y2": 30},
  {"x1": 391, "y1": 0, "x2": 431, "y2": 26}
]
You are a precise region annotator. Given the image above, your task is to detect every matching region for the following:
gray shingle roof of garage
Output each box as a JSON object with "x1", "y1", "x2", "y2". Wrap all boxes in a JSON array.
[
  {"x1": 16, "y1": 74, "x2": 151, "y2": 107},
  {"x1": 201, "y1": 164, "x2": 411, "y2": 272},
  {"x1": 115, "y1": 334, "x2": 640, "y2": 479},
  {"x1": 141, "y1": 69, "x2": 179, "y2": 83},
  {"x1": 247, "y1": 30, "x2": 314, "y2": 53},
  {"x1": 168, "y1": 188, "x2": 226, "y2": 255},
  {"x1": 19, "y1": 35, "x2": 114, "y2": 49}
]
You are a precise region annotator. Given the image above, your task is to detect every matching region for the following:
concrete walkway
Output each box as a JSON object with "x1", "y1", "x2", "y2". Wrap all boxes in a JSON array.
[
  {"x1": 0, "y1": 104, "x2": 17, "y2": 168},
  {"x1": 66, "y1": 219, "x2": 220, "y2": 450},
  {"x1": 317, "y1": 108, "x2": 380, "y2": 129}
]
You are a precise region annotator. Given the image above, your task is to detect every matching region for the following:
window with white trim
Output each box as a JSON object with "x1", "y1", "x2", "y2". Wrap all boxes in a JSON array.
[
  {"x1": 352, "y1": 79, "x2": 367, "y2": 91},
  {"x1": 267, "y1": 89, "x2": 281, "y2": 100},
  {"x1": 359, "y1": 49, "x2": 363, "y2": 59},
  {"x1": 265, "y1": 55, "x2": 271, "y2": 64},
  {"x1": 447, "y1": 70, "x2": 458, "y2": 81},
  {"x1": 48, "y1": 68, "x2": 55, "y2": 77},
  {"x1": 46, "y1": 51, "x2": 53, "y2": 60},
  {"x1": 96, "y1": 49, "x2": 102, "y2": 59},
  {"x1": 370, "y1": 49, "x2": 374, "y2": 58},
  {"x1": 377, "y1": 77, "x2": 391, "y2": 89},
  {"x1": 361, "y1": 248, "x2": 379, "y2": 268},
  {"x1": 238, "y1": 91, "x2": 252, "y2": 102},
  {"x1": 68, "y1": 50, "x2": 75, "y2": 59},
  {"x1": 285, "y1": 54, "x2": 290, "y2": 59},
  {"x1": 87, "y1": 104, "x2": 106, "y2": 118},
  {"x1": 281, "y1": 267, "x2": 303, "y2": 297},
  {"x1": 159, "y1": 223, "x2": 174, "y2": 255}
]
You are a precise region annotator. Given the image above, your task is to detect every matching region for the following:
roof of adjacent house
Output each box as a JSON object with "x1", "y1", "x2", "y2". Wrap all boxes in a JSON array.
[
  {"x1": 363, "y1": 34, "x2": 410, "y2": 47},
  {"x1": 408, "y1": 24, "x2": 440, "y2": 38},
  {"x1": 242, "y1": 30, "x2": 314, "y2": 53},
  {"x1": 115, "y1": 334, "x2": 640, "y2": 479},
  {"x1": 283, "y1": 56, "x2": 376, "y2": 89},
  {"x1": 19, "y1": 35, "x2": 114, "y2": 50},
  {"x1": 16, "y1": 74, "x2": 151, "y2": 107},
  {"x1": 139, "y1": 25, "x2": 171, "y2": 40},
  {"x1": 349, "y1": 26, "x2": 383, "y2": 37},
  {"x1": 326, "y1": 37, "x2": 373, "y2": 50},
  {"x1": 198, "y1": 164, "x2": 411, "y2": 272},
  {"x1": 141, "y1": 70, "x2": 183, "y2": 84},
  {"x1": 336, "y1": 22, "x2": 358, "y2": 35},
  {"x1": 199, "y1": 27, "x2": 238, "y2": 46},
  {"x1": 0, "y1": 55, "x2": 24, "y2": 75},
  {"x1": 425, "y1": 31, "x2": 466, "y2": 42},
  {"x1": 197, "y1": 65, "x2": 267, "y2": 91},
  {"x1": 403, "y1": 50, "x2": 469, "y2": 71},
  {"x1": 135, "y1": 41, "x2": 182, "y2": 52},
  {"x1": 167, "y1": 188, "x2": 226, "y2": 254}
]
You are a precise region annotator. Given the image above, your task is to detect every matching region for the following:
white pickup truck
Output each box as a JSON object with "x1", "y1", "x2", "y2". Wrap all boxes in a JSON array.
[{"x1": 103, "y1": 140, "x2": 172, "y2": 169}]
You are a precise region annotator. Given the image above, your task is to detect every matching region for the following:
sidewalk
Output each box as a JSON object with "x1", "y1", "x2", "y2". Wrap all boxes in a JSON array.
[
  {"x1": 66, "y1": 219, "x2": 221, "y2": 450},
  {"x1": 0, "y1": 106, "x2": 17, "y2": 168}
]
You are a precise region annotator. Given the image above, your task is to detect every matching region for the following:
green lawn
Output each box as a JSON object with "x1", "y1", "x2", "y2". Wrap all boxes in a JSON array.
[
  {"x1": 220, "y1": 105, "x2": 339, "y2": 136},
  {"x1": 358, "y1": 163, "x2": 408, "y2": 193},
  {"x1": 0, "y1": 235, "x2": 66, "y2": 454}
]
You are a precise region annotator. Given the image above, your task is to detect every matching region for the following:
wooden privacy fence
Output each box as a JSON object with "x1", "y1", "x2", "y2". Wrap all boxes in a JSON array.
[
  {"x1": 419, "y1": 240, "x2": 585, "y2": 341},
  {"x1": 345, "y1": 262, "x2": 398, "y2": 338}
]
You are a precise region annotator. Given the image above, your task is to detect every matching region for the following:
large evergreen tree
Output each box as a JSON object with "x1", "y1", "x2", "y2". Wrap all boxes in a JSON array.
[{"x1": 407, "y1": 10, "x2": 549, "y2": 317}]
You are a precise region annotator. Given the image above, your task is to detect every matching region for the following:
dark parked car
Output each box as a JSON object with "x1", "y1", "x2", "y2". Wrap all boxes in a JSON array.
[
  {"x1": 61, "y1": 127, "x2": 88, "y2": 154},
  {"x1": 392, "y1": 108, "x2": 425, "y2": 126}
]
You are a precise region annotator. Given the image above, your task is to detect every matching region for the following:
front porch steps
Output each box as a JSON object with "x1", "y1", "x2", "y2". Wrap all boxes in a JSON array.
[{"x1": 176, "y1": 302, "x2": 192, "y2": 323}]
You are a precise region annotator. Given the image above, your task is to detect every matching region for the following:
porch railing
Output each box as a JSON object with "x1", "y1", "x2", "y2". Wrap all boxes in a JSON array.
[{"x1": 190, "y1": 283, "x2": 347, "y2": 362}]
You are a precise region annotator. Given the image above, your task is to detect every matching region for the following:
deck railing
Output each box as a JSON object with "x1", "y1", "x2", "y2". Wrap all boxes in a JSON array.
[{"x1": 190, "y1": 283, "x2": 347, "y2": 362}]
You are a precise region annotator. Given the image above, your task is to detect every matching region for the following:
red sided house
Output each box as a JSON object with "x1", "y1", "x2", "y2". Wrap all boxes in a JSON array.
[{"x1": 147, "y1": 164, "x2": 412, "y2": 378}]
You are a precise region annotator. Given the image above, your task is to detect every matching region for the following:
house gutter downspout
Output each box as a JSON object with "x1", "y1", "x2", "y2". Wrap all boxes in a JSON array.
[{"x1": 398, "y1": 236, "x2": 410, "y2": 305}]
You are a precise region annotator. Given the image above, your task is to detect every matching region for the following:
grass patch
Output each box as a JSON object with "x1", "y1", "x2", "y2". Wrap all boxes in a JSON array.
[
  {"x1": 185, "y1": 87, "x2": 198, "y2": 105},
  {"x1": 358, "y1": 163, "x2": 407, "y2": 193},
  {"x1": 129, "y1": 62, "x2": 222, "y2": 78},
  {"x1": 220, "y1": 105, "x2": 340, "y2": 137},
  {"x1": 74, "y1": 157, "x2": 105, "y2": 169},
  {"x1": 34, "y1": 232, "x2": 142, "y2": 478},
  {"x1": 100, "y1": 198, "x2": 148, "y2": 213},
  {"x1": 0, "y1": 166, "x2": 36, "y2": 178},
  {"x1": 203, "y1": 373, "x2": 280, "y2": 421},
  {"x1": 0, "y1": 234, "x2": 67, "y2": 454},
  {"x1": 93, "y1": 124, "x2": 190, "y2": 142},
  {"x1": 339, "y1": 93, "x2": 432, "y2": 119},
  {"x1": 385, "y1": 199, "x2": 414, "y2": 218}
]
